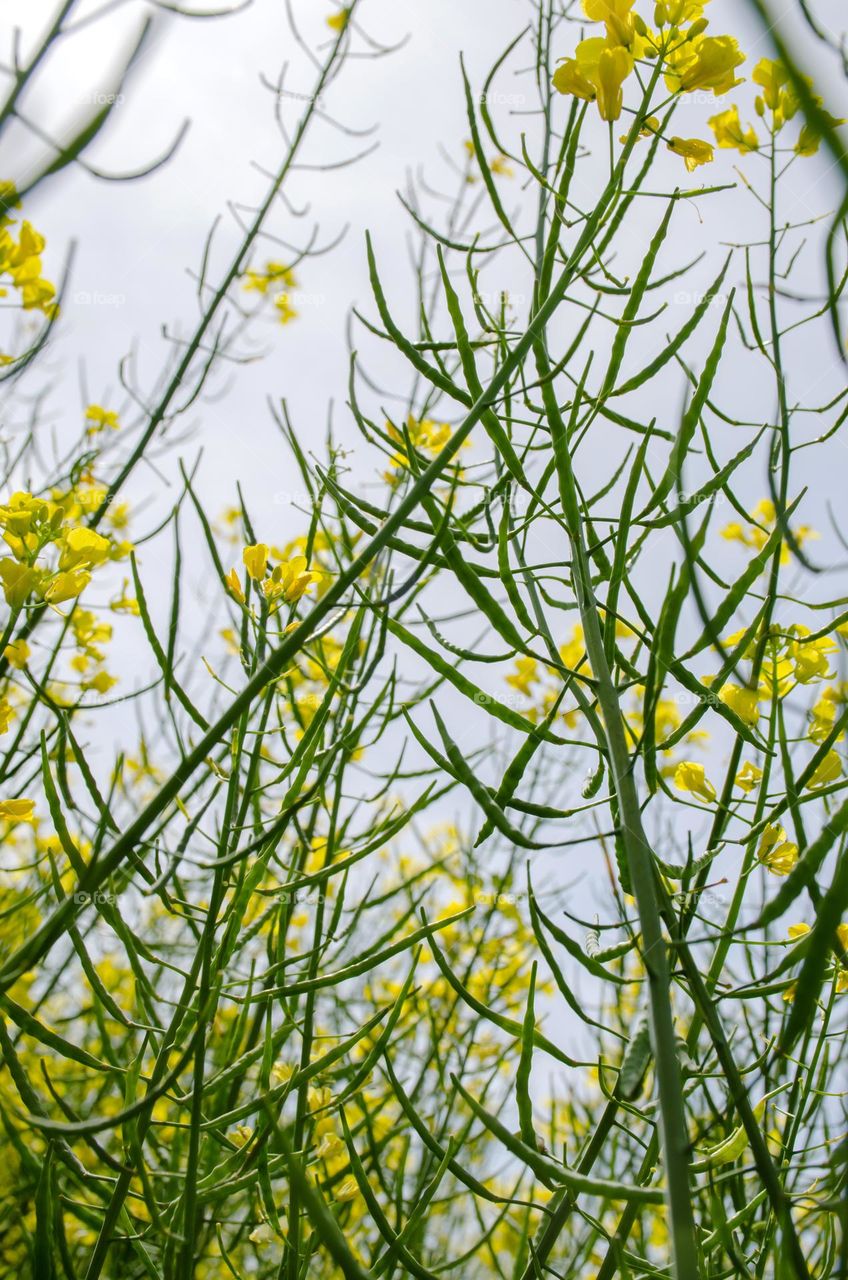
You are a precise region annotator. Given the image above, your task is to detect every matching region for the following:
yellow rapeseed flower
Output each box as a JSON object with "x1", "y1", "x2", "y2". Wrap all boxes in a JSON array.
[
  {"x1": 327, "y1": 7, "x2": 350, "y2": 31},
  {"x1": 674, "y1": 760, "x2": 716, "y2": 803},
  {"x1": 709, "y1": 105, "x2": 759, "y2": 152},
  {"x1": 0, "y1": 798, "x2": 36, "y2": 824},
  {"x1": 667, "y1": 136, "x2": 715, "y2": 171},
  {"x1": 757, "y1": 823, "x2": 798, "y2": 876},
  {"x1": 735, "y1": 761, "x2": 763, "y2": 793},
  {"x1": 242, "y1": 543, "x2": 269, "y2": 582},
  {"x1": 666, "y1": 35, "x2": 745, "y2": 96},
  {"x1": 43, "y1": 569, "x2": 92, "y2": 604},
  {"x1": 806, "y1": 749, "x2": 843, "y2": 791},
  {"x1": 3, "y1": 638, "x2": 30, "y2": 668},
  {"x1": 59, "y1": 527, "x2": 111, "y2": 572}
]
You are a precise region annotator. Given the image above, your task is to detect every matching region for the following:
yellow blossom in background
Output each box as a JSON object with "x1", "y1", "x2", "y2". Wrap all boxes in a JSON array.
[
  {"x1": 3, "y1": 638, "x2": 29, "y2": 667},
  {"x1": 667, "y1": 136, "x2": 715, "y2": 171},
  {"x1": 757, "y1": 824, "x2": 798, "y2": 875},
  {"x1": 506, "y1": 657, "x2": 539, "y2": 695},
  {"x1": 490, "y1": 153, "x2": 514, "y2": 177},
  {"x1": 82, "y1": 670, "x2": 117, "y2": 694},
  {"x1": 85, "y1": 404, "x2": 120, "y2": 434},
  {"x1": 0, "y1": 559, "x2": 41, "y2": 608},
  {"x1": 249, "y1": 1223, "x2": 275, "y2": 1246},
  {"x1": 274, "y1": 293, "x2": 298, "y2": 324},
  {"x1": 722, "y1": 498, "x2": 818, "y2": 565},
  {"x1": 806, "y1": 749, "x2": 843, "y2": 791},
  {"x1": 735, "y1": 761, "x2": 763, "y2": 793},
  {"x1": 0, "y1": 798, "x2": 36, "y2": 824},
  {"x1": 787, "y1": 628, "x2": 836, "y2": 685},
  {"x1": 327, "y1": 7, "x2": 350, "y2": 31},
  {"x1": 243, "y1": 260, "x2": 297, "y2": 294},
  {"x1": 623, "y1": 115, "x2": 661, "y2": 144},
  {"x1": 674, "y1": 760, "x2": 716, "y2": 803},
  {"x1": 334, "y1": 1175, "x2": 360, "y2": 1202},
  {"x1": 242, "y1": 259, "x2": 300, "y2": 325},
  {"x1": 717, "y1": 681, "x2": 760, "y2": 726},
  {"x1": 709, "y1": 105, "x2": 759, "y2": 152},
  {"x1": 110, "y1": 581, "x2": 140, "y2": 615},
  {"x1": 797, "y1": 103, "x2": 846, "y2": 156},
  {"x1": 0, "y1": 206, "x2": 56, "y2": 321},
  {"x1": 386, "y1": 414, "x2": 456, "y2": 476},
  {"x1": 808, "y1": 686, "x2": 846, "y2": 744}
]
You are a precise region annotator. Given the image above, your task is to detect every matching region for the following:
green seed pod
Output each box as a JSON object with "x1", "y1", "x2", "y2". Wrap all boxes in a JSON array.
[
  {"x1": 582, "y1": 758, "x2": 605, "y2": 798},
  {"x1": 618, "y1": 1014, "x2": 652, "y2": 1099}
]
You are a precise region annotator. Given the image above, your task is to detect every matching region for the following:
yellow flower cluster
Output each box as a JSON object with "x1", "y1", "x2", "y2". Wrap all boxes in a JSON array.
[
  {"x1": 0, "y1": 490, "x2": 126, "y2": 611},
  {"x1": 785, "y1": 923, "x2": 848, "y2": 1000},
  {"x1": 385, "y1": 413, "x2": 458, "y2": 482},
  {"x1": 757, "y1": 822, "x2": 798, "y2": 876},
  {"x1": 552, "y1": 0, "x2": 742, "y2": 171},
  {"x1": 552, "y1": 6, "x2": 841, "y2": 176},
  {"x1": 242, "y1": 259, "x2": 299, "y2": 325},
  {"x1": 0, "y1": 183, "x2": 56, "y2": 336},
  {"x1": 85, "y1": 403, "x2": 120, "y2": 435},
  {"x1": 225, "y1": 541, "x2": 322, "y2": 609},
  {"x1": 462, "y1": 141, "x2": 516, "y2": 182},
  {"x1": 506, "y1": 624, "x2": 591, "y2": 729},
  {"x1": 722, "y1": 498, "x2": 817, "y2": 565}
]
